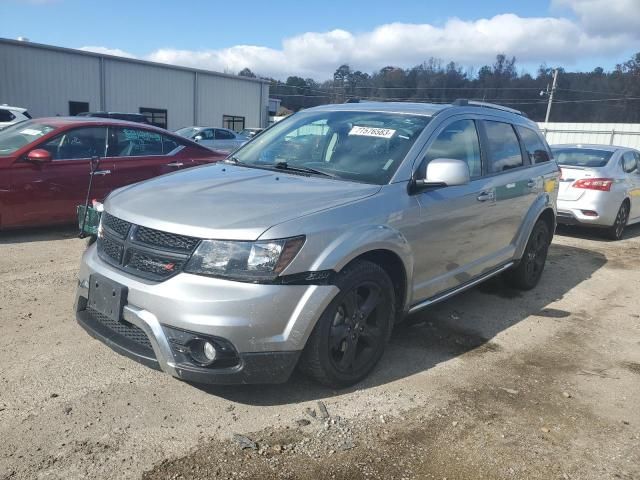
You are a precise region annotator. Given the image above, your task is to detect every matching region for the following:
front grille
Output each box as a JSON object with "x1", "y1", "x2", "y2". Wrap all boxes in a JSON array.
[
  {"x1": 134, "y1": 226, "x2": 199, "y2": 252},
  {"x1": 86, "y1": 306, "x2": 153, "y2": 352},
  {"x1": 102, "y1": 213, "x2": 131, "y2": 238},
  {"x1": 98, "y1": 234, "x2": 123, "y2": 263},
  {"x1": 97, "y1": 213, "x2": 200, "y2": 281}
]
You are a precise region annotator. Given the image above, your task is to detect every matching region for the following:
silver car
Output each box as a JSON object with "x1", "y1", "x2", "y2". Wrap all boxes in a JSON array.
[
  {"x1": 75, "y1": 101, "x2": 559, "y2": 387},
  {"x1": 554, "y1": 144, "x2": 640, "y2": 240},
  {"x1": 175, "y1": 126, "x2": 247, "y2": 153}
]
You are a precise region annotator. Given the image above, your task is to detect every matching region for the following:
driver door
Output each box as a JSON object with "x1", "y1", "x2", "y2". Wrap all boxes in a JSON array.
[
  {"x1": 410, "y1": 118, "x2": 499, "y2": 301},
  {"x1": 7, "y1": 126, "x2": 113, "y2": 227}
]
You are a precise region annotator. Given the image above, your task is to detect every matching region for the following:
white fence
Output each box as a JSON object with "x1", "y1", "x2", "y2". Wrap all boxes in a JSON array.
[{"x1": 537, "y1": 122, "x2": 640, "y2": 149}]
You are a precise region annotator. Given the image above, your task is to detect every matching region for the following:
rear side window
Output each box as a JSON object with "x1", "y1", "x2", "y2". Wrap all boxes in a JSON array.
[
  {"x1": 516, "y1": 126, "x2": 550, "y2": 164},
  {"x1": 215, "y1": 129, "x2": 235, "y2": 140},
  {"x1": 108, "y1": 128, "x2": 183, "y2": 156},
  {"x1": 483, "y1": 121, "x2": 523, "y2": 173},
  {"x1": 109, "y1": 128, "x2": 163, "y2": 157},
  {"x1": 0, "y1": 109, "x2": 16, "y2": 122},
  {"x1": 423, "y1": 119, "x2": 482, "y2": 178},
  {"x1": 622, "y1": 151, "x2": 637, "y2": 173}
]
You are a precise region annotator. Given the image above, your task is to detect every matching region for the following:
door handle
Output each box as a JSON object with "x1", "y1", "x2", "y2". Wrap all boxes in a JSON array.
[
  {"x1": 167, "y1": 162, "x2": 184, "y2": 167},
  {"x1": 92, "y1": 170, "x2": 111, "y2": 176},
  {"x1": 527, "y1": 179, "x2": 536, "y2": 188},
  {"x1": 477, "y1": 191, "x2": 494, "y2": 202}
]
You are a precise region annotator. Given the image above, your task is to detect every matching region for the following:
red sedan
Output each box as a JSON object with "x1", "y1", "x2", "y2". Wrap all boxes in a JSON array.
[{"x1": 0, "y1": 117, "x2": 226, "y2": 229}]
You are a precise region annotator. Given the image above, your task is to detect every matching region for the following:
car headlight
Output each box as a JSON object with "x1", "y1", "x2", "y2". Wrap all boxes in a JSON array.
[{"x1": 184, "y1": 236, "x2": 305, "y2": 282}]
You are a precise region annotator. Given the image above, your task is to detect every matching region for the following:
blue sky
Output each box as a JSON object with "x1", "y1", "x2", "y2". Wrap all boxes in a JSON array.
[{"x1": 1, "y1": 0, "x2": 638, "y2": 79}]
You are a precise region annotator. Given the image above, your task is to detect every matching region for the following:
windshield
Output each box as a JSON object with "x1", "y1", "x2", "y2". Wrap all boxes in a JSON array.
[
  {"x1": 552, "y1": 148, "x2": 614, "y2": 168},
  {"x1": 175, "y1": 127, "x2": 201, "y2": 138},
  {"x1": 0, "y1": 120, "x2": 57, "y2": 156},
  {"x1": 232, "y1": 111, "x2": 431, "y2": 184}
]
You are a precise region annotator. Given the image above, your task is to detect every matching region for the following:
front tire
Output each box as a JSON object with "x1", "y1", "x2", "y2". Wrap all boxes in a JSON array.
[
  {"x1": 504, "y1": 219, "x2": 550, "y2": 290},
  {"x1": 299, "y1": 260, "x2": 395, "y2": 388},
  {"x1": 605, "y1": 201, "x2": 629, "y2": 241}
]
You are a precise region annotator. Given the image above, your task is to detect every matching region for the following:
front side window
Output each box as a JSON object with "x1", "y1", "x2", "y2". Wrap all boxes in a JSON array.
[
  {"x1": 0, "y1": 121, "x2": 56, "y2": 156},
  {"x1": 108, "y1": 128, "x2": 164, "y2": 157},
  {"x1": 232, "y1": 110, "x2": 431, "y2": 185},
  {"x1": 40, "y1": 127, "x2": 107, "y2": 160},
  {"x1": 551, "y1": 148, "x2": 613, "y2": 168},
  {"x1": 483, "y1": 121, "x2": 524, "y2": 173},
  {"x1": 516, "y1": 125, "x2": 550, "y2": 164},
  {"x1": 201, "y1": 129, "x2": 215, "y2": 140},
  {"x1": 422, "y1": 119, "x2": 481, "y2": 178}
]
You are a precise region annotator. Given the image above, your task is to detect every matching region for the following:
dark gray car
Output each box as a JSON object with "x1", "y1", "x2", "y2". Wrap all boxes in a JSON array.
[{"x1": 75, "y1": 100, "x2": 559, "y2": 387}]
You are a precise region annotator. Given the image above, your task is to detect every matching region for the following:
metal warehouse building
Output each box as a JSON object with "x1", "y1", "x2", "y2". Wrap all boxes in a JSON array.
[{"x1": 0, "y1": 38, "x2": 270, "y2": 131}]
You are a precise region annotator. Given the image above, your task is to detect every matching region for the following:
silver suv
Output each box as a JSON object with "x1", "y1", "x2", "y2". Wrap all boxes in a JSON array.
[{"x1": 75, "y1": 101, "x2": 559, "y2": 387}]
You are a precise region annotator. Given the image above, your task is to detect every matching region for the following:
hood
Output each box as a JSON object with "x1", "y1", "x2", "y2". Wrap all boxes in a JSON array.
[{"x1": 105, "y1": 163, "x2": 381, "y2": 240}]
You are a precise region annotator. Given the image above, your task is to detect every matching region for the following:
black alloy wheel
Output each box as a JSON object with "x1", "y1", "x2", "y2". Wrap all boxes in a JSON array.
[{"x1": 299, "y1": 260, "x2": 395, "y2": 387}]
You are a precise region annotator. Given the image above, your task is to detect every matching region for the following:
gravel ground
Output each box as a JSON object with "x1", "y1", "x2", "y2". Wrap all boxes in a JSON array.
[{"x1": 0, "y1": 224, "x2": 639, "y2": 480}]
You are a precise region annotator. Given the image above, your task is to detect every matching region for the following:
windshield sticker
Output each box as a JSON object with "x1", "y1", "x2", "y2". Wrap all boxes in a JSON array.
[
  {"x1": 349, "y1": 126, "x2": 396, "y2": 139},
  {"x1": 19, "y1": 128, "x2": 45, "y2": 136}
]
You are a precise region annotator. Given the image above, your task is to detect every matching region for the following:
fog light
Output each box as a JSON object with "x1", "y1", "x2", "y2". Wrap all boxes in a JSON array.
[
  {"x1": 187, "y1": 338, "x2": 218, "y2": 366},
  {"x1": 203, "y1": 341, "x2": 217, "y2": 362}
]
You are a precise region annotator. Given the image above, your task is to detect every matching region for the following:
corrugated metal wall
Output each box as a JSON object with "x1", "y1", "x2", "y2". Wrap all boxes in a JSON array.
[
  {"x1": 104, "y1": 59, "x2": 195, "y2": 130},
  {"x1": 538, "y1": 122, "x2": 640, "y2": 149},
  {"x1": 197, "y1": 75, "x2": 266, "y2": 129},
  {"x1": 0, "y1": 40, "x2": 268, "y2": 131},
  {"x1": 0, "y1": 42, "x2": 101, "y2": 118}
]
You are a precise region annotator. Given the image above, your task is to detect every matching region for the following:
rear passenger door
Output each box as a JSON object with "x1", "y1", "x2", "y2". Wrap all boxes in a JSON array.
[
  {"x1": 214, "y1": 129, "x2": 239, "y2": 152},
  {"x1": 106, "y1": 127, "x2": 191, "y2": 188},
  {"x1": 477, "y1": 120, "x2": 532, "y2": 251}
]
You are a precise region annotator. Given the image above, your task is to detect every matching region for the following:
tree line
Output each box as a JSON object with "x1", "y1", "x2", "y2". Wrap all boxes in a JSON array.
[{"x1": 239, "y1": 53, "x2": 640, "y2": 123}]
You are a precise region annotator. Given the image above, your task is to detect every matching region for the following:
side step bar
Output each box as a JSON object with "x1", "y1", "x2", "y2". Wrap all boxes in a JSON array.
[{"x1": 408, "y1": 262, "x2": 514, "y2": 314}]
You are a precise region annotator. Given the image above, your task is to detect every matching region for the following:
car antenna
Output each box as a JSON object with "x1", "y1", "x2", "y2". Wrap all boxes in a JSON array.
[{"x1": 79, "y1": 155, "x2": 102, "y2": 239}]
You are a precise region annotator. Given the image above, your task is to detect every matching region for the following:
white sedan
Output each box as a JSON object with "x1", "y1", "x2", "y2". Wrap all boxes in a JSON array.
[
  {"x1": 175, "y1": 126, "x2": 247, "y2": 153},
  {"x1": 554, "y1": 144, "x2": 640, "y2": 240}
]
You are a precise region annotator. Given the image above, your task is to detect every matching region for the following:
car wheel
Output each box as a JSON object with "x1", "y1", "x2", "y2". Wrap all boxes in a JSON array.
[
  {"x1": 504, "y1": 219, "x2": 550, "y2": 290},
  {"x1": 605, "y1": 201, "x2": 629, "y2": 241},
  {"x1": 299, "y1": 260, "x2": 395, "y2": 388}
]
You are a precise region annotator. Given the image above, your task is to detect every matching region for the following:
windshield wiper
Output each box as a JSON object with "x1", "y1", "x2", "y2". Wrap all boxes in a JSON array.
[
  {"x1": 273, "y1": 161, "x2": 337, "y2": 178},
  {"x1": 224, "y1": 156, "x2": 247, "y2": 166}
]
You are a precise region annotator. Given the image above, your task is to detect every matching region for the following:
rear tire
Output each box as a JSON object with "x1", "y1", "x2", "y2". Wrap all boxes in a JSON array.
[
  {"x1": 299, "y1": 260, "x2": 395, "y2": 388},
  {"x1": 604, "y1": 201, "x2": 629, "y2": 241},
  {"x1": 503, "y1": 220, "x2": 550, "y2": 290}
]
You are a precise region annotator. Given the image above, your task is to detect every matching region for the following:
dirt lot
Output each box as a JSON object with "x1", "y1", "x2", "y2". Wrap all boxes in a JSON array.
[{"x1": 0, "y1": 225, "x2": 639, "y2": 480}]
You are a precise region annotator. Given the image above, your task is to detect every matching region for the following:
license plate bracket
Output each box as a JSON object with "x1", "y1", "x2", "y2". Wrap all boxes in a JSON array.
[{"x1": 88, "y1": 273, "x2": 128, "y2": 322}]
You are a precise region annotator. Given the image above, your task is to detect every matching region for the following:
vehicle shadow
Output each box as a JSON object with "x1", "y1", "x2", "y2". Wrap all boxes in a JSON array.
[
  {"x1": 0, "y1": 225, "x2": 79, "y2": 245},
  {"x1": 194, "y1": 243, "x2": 607, "y2": 404},
  {"x1": 556, "y1": 222, "x2": 640, "y2": 241}
]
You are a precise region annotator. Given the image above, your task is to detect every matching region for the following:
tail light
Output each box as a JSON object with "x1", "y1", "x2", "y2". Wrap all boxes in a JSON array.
[{"x1": 572, "y1": 178, "x2": 613, "y2": 191}]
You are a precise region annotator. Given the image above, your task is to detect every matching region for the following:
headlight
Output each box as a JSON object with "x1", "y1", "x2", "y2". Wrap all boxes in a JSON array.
[{"x1": 184, "y1": 236, "x2": 305, "y2": 282}]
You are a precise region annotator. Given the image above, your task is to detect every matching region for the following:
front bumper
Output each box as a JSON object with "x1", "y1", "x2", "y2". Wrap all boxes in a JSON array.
[{"x1": 75, "y1": 245, "x2": 339, "y2": 384}]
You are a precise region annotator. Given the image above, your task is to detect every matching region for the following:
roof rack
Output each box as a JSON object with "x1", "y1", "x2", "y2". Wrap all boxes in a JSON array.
[{"x1": 452, "y1": 99, "x2": 527, "y2": 117}]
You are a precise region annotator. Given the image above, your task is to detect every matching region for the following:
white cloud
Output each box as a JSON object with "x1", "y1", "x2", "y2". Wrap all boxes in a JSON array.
[
  {"x1": 80, "y1": 2, "x2": 639, "y2": 80},
  {"x1": 553, "y1": 0, "x2": 640, "y2": 36},
  {"x1": 79, "y1": 46, "x2": 137, "y2": 59}
]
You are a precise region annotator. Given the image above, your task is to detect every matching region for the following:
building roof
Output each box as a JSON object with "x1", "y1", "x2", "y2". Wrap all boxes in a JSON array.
[{"x1": 0, "y1": 38, "x2": 269, "y2": 85}]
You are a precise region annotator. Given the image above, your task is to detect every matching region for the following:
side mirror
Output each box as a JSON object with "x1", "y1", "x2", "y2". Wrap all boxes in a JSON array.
[
  {"x1": 26, "y1": 149, "x2": 52, "y2": 164},
  {"x1": 412, "y1": 158, "x2": 470, "y2": 192},
  {"x1": 194, "y1": 135, "x2": 203, "y2": 142}
]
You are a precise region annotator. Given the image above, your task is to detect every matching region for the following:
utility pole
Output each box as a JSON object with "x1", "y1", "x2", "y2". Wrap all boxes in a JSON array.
[{"x1": 544, "y1": 68, "x2": 558, "y2": 123}]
